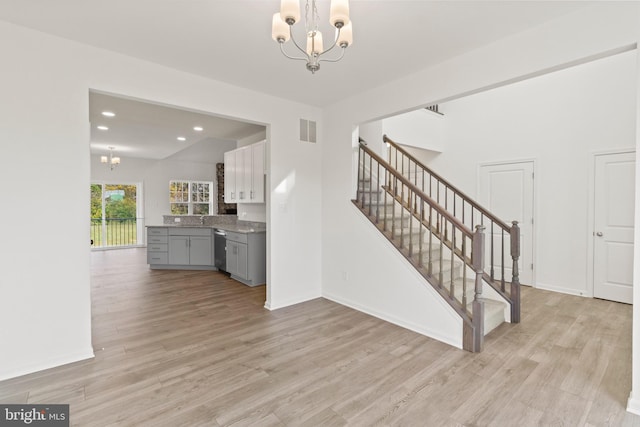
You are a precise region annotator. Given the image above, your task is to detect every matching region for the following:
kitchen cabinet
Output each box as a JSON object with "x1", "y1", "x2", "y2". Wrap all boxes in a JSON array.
[
  {"x1": 223, "y1": 150, "x2": 238, "y2": 203},
  {"x1": 147, "y1": 226, "x2": 215, "y2": 270},
  {"x1": 146, "y1": 226, "x2": 264, "y2": 282},
  {"x1": 246, "y1": 141, "x2": 265, "y2": 203},
  {"x1": 147, "y1": 227, "x2": 169, "y2": 265},
  {"x1": 224, "y1": 141, "x2": 265, "y2": 204},
  {"x1": 226, "y1": 239, "x2": 248, "y2": 279},
  {"x1": 168, "y1": 228, "x2": 213, "y2": 266},
  {"x1": 225, "y1": 231, "x2": 266, "y2": 286}
]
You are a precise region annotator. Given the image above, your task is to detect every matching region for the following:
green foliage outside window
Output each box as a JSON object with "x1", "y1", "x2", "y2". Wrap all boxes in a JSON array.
[
  {"x1": 90, "y1": 183, "x2": 139, "y2": 247},
  {"x1": 170, "y1": 180, "x2": 213, "y2": 215}
]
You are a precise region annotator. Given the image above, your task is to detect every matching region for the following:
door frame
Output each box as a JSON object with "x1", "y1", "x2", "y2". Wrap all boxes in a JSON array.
[
  {"x1": 90, "y1": 180, "x2": 145, "y2": 249},
  {"x1": 477, "y1": 158, "x2": 537, "y2": 287},
  {"x1": 587, "y1": 148, "x2": 636, "y2": 298}
]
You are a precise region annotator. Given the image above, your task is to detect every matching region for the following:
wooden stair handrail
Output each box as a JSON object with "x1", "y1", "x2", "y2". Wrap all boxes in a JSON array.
[
  {"x1": 360, "y1": 142, "x2": 474, "y2": 239},
  {"x1": 383, "y1": 134, "x2": 512, "y2": 232},
  {"x1": 355, "y1": 143, "x2": 486, "y2": 351},
  {"x1": 383, "y1": 134, "x2": 521, "y2": 324}
]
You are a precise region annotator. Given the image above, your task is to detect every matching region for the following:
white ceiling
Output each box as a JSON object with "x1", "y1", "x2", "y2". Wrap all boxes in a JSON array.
[
  {"x1": 0, "y1": 1, "x2": 594, "y2": 107},
  {"x1": 89, "y1": 92, "x2": 264, "y2": 160},
  {"x1": 0, "y1": 1, "x2": 599, "y2": 159}
]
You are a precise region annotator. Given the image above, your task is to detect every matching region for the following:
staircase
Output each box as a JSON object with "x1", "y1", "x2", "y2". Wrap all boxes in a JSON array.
[{"x1": 353, "y1": 135, "x2": 521, "y2": 352}]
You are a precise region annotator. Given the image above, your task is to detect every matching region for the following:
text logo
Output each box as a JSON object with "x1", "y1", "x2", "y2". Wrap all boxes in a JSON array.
[{"x1": 0, "y1": 405, "x2": 69, "y2": 426}]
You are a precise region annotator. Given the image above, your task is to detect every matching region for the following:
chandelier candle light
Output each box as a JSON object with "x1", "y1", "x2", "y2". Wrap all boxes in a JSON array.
[{"x1": 271, "y1": 0, "x2": 353, "y2": 74}]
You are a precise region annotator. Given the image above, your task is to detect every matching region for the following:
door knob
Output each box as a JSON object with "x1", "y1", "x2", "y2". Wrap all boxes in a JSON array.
[{"x1": 596, "y1": 232, "x2": 603, "y2": 237}]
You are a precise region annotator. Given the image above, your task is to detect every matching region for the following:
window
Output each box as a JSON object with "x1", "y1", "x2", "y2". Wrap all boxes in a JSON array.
[{"x1": 170, "y1": 180, "x2": 213, "y2": 215}]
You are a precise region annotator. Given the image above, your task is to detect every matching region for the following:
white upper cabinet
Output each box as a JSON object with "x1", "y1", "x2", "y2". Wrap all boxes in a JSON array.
[
  {"x1": 223, "y1": 150, "x2": 238, "y2": 203},
  {"x1": 249, "y1": 142, "x2": 265, "y2": 203},
  {"x1": 224, "y1": 141, "x2": 265, "y2": 204}
]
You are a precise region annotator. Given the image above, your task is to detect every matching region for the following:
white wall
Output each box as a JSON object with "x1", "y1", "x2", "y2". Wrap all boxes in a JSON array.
[
  {"x1": 628, "y1": 7, "x2": 640, "y2": 416},
  {"x1": 358, "y1": 120, "x2": 384, "y2": 156},
  {"x1": 383, "y1": 109, "x2": 446, "y2": 153},
  {"x1": 91, "y1": 148, "x2": 233, "y2": 226},
  {"x1": 0, "y1": 20, "x2": 322, "y2": 380},
  {"x1": 322, "y1": 4, "x2": 639, "y2": 348},
  {"x1": 421, "y1": 50, "x2": 637, "y2": 296}
]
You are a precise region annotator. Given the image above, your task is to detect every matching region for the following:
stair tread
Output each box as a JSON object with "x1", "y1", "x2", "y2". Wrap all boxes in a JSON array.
[{"x1": 354, "y1": 199, "x2": 509, "y2": 340}]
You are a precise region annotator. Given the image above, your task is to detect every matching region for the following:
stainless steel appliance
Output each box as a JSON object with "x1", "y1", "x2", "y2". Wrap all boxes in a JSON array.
[{"x1": 213, "y1": 229, "x2": 227, "y2": 271}]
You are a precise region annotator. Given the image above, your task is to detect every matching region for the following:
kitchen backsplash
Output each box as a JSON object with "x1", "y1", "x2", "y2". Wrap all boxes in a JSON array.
[{"x1": 162, "y1": 215, "x2": 265, "y2": 229}]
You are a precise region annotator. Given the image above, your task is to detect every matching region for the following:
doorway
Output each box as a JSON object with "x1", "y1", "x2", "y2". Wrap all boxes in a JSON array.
[
  {"x1": 91, "y1": 182, "x2": 143, "y2": 248},
  {"x1": 478, "y1": 160, "x2": 535, "y2": 286},
  {"x1": 593, "y1": 151, "x2": 635, "y2": 304}
]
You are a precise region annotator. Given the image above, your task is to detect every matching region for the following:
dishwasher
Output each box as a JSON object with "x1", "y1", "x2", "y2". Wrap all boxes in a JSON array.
[{"x1": 213, "y1": 229, "x2": 227, "y2": 272}]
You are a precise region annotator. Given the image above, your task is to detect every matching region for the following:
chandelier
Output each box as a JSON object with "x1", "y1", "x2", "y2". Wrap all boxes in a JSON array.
[
  {"x1": 271, "y1": 0, "x2": 353, "y2": 74},
  {"x1": 101, "y1": 146, "x2": 121, "y2": 171}
]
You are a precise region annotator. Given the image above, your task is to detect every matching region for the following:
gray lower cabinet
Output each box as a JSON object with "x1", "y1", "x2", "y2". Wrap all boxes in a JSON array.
[
  {"x1": 148, "y1": 227, "x2": 215, "y2": 270},
  {"x1": 147, "y1": 226, "x2": 265, "y2": 282},
  {"x1": 226, "y1": 240, "x2": 248, "y2": 279},
  {"x1": 226, "y1": 231, "x2": 266, "y2": 286},
  {"x1": 168, "y1": 235, "x2": 213, "y2": 265},
  {"x1": 147, "y1": 227, "x2": 169, "y2": 265}
]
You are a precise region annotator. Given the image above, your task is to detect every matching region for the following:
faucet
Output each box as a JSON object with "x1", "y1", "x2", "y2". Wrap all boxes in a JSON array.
[{"x1": 200, "y1": 215, "x2": 205, "y2": 225}]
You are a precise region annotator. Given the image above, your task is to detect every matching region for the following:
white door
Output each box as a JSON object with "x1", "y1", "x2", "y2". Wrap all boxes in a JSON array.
[
  {"x1": 593, "y1": 151, "x2": 635, "y2": 304},
  {"x1": 479, "y1": 161, "x2": 535, "y2": 286}
]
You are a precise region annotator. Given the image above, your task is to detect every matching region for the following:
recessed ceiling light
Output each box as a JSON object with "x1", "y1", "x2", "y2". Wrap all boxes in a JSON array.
[
  {"x1": 101, "y1": 111, "x2": 115, "y2": 117},
  {"x1": 97, "y1": 125, "x2": 109, "y2": 131},
  {"x1": 193, "y1": 126, "x2": 203, "y2": 132},
  {"x1": 177, "y1": 136, "x2": 186, "y2": 142}
]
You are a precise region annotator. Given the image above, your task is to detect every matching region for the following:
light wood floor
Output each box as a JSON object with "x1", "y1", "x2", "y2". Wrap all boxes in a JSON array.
[{"x1": 1, "y1": 248, "x2": 639, "y2": 426}]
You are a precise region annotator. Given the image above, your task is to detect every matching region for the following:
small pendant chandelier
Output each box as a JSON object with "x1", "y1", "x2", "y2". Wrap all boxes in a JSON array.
[
  {"x1": 101, "y1": 146, "x2": 121, "y2": 171},
  {"x1": 271, "y1": 0, "x2": 353, "y2": 74}
]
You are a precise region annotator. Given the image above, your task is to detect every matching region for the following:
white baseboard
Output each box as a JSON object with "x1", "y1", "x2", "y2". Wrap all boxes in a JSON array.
[
  {"x1": 535, "y1": 282, "x2": 590, "y2": 298},
  {"x1": 628, "y1": 392, "x2": 640, "y2": 415},
  {"x1": 0, "y1": 348, "x2": 95, "y2": 382},
  {"x1": 322, "y1": 291, "x2": 462, "y2": 349},
  {"x1": 264, "y1": 291, "x2": 322, "y2": 311}
]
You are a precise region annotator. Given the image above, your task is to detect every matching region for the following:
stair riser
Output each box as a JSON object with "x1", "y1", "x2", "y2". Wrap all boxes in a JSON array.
[
  {"x1": 359, "y1": 192, "x2": 385, "y2": 204},
  {"x1": 467, "y1": 300, "x2": 506, "y2": 336},
  {"x1": 425, "y1": 262, "x2": 462, "y2": 281},
  {"x1": 357, "y1": 159, "x2": 511, "y2": 347},
  {"x1": 409, "y1": 254, "x2": 463, "y2": 281},
  {"x1": 360, "y1": 205, "x2": 411, "y2": 221}
]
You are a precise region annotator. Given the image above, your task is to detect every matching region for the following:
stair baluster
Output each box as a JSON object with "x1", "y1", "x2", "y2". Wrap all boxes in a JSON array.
[
  {"x1": 353, "y1": 141, "x2": 510, "y2": 352},
  {"x1": 384, "y1": 134, "x2": 520, "y2": 324}
]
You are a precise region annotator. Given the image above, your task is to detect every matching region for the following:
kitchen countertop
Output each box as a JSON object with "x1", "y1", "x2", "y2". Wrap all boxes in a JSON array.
[{"x1": 146, "y1": 224, "x2": 266, "y2": 234}]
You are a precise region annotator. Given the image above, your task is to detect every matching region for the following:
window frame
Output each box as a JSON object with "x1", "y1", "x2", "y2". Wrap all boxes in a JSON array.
[{"x1": 170, "y1": 180, "x2": 213, "y2": 215}]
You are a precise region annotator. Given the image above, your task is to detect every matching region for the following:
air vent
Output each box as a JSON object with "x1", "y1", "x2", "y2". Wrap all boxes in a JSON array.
[
  {"x1": 425, "y1": 104, "x2": 444, "y2": 115},
  {"x1": 300, "y1": 119, "x2": 317, "y2": 143}
]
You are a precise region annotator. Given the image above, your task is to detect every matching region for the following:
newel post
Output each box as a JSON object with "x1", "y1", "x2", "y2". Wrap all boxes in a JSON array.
[
  {"x1": 510, "y1": 221, "x2": 521, "y2": 323},
  {"x1": 357, "y1": 145, "x2": 363, "y2": 207},
  {"x1": 471, "y1": 225, "x2": 485, "y2": 352}
]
